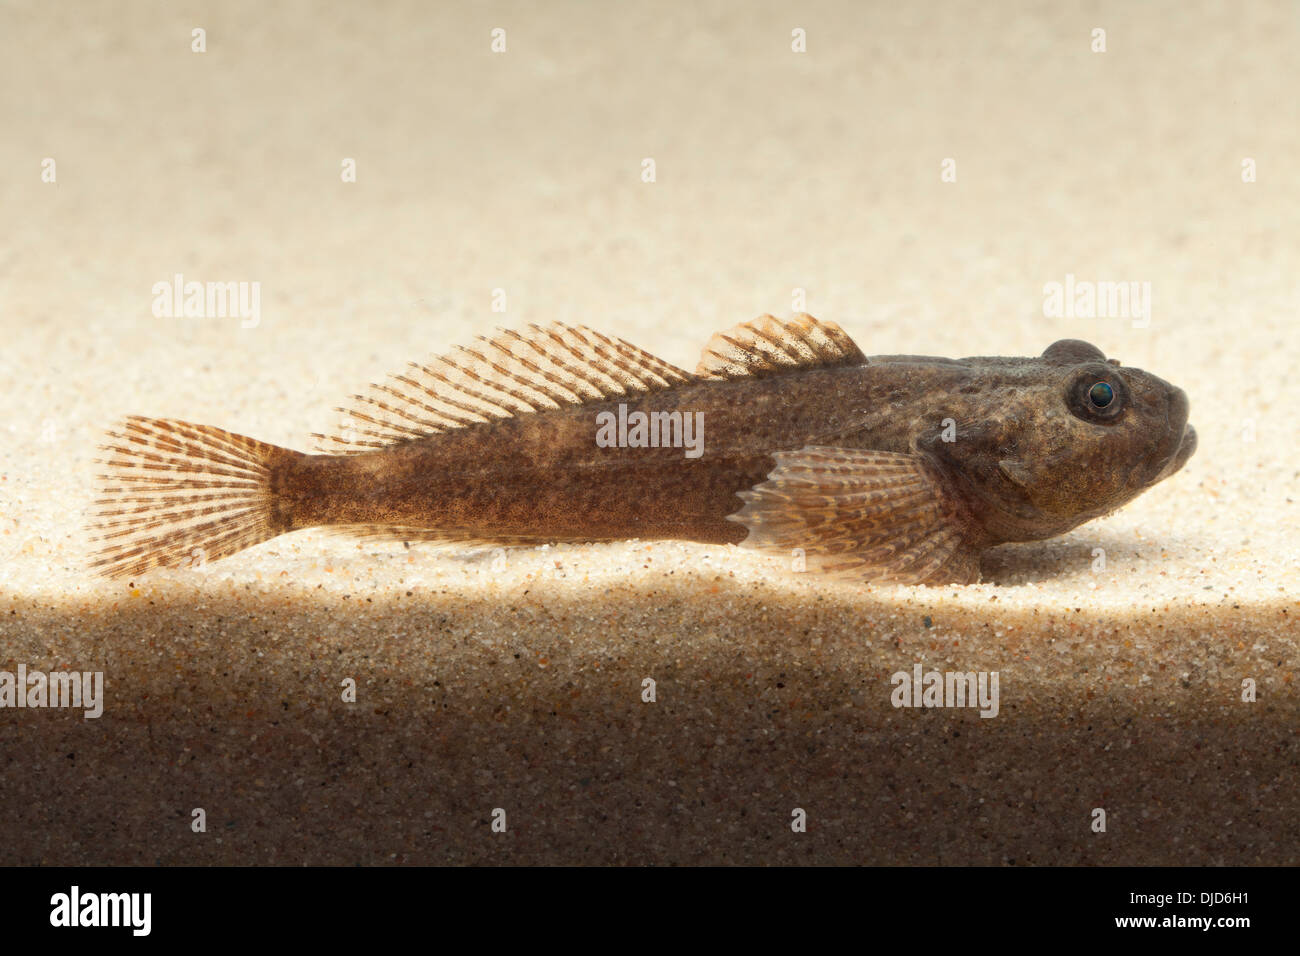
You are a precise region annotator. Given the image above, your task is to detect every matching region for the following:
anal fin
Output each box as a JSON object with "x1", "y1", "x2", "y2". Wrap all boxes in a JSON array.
[
  {"x1": 729, "y1": 446, "x2": 981, "y2": 585},
  {"x1": 324, "y1": 524, "x2": 553, "y2": 548}
]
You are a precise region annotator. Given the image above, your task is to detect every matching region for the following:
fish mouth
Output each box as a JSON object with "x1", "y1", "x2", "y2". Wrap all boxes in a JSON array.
[{"x1": 1152, "y1": 422, "x2": 1196, "y2": 483}]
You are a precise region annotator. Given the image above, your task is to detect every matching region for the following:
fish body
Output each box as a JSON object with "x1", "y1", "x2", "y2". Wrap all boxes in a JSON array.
[
  {"x1": 283, "y1": 367, "x2": 901, "y2": 543},
  {"x1": 92, "y1": 315, "x2": 1196, "y2": 584}
]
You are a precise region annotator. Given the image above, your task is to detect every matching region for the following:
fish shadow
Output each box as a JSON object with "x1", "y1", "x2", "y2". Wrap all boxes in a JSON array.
[
  {"x1": 0, "y1": 568, "x2": 1293, "y2": 866},
  {"x1": 979, "y1": 529, "x2": 1203, "y2": 586}
]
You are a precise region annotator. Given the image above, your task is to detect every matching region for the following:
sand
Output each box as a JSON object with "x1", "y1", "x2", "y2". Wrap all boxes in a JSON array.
[{"x1": 0, "y1": 0, "x2": 1296, "y2": 864}]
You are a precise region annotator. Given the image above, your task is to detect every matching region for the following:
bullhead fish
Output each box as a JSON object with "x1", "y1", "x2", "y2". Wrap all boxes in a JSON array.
[{"x1": 90, "y1": 314, "x2": 1196, "y2": 584}]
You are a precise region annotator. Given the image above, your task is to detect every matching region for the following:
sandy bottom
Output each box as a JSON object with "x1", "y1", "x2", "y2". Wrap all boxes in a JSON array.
[{"x1": 0, "y1": 1, "x2": 1296, "y2": 864}]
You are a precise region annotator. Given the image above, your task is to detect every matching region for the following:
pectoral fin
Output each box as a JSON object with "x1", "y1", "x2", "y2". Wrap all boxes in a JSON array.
[{"x1": 729, "y1": 446, "x2": 981, "y2": 585}]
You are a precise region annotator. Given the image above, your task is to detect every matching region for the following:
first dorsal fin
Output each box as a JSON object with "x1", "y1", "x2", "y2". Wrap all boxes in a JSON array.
[
  {"x1": 314, "y1": 322, "x2": 696, "y2": 453},
  {"x1": 696, "y1": 313, "x2": 867, "y2": 380}
]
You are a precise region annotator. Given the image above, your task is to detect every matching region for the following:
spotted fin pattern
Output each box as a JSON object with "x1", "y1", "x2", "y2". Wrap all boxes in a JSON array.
[
  {"x1": 696, "y1": 313, "x2": 867, "y2": 380},
  {"x1": 90, "y1": 417, "x2": 295, "y2": 579},
  {"x1": 314, "y1": 323, "x2": 695, "y2": 453},
  {"x1": 729, "y1": 446, "x2": 980, "y2": 585}
]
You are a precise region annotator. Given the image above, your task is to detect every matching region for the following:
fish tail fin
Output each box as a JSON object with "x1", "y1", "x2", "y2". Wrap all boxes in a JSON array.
[{"x1": 89, "y1": 417, "x2": 300, "y2": 579}]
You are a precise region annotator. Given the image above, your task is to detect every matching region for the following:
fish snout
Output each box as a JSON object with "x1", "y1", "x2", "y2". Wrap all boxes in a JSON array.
[
  {"x1": 1167, "y1": 385, "x2": 1189, "y2": 434},
  {"x1": 1150, "y1": 386, "x2": 1195, "y2": 483},
  {"x1": 1168, "y1": 421, "x2": 1197, "y2": 474}
]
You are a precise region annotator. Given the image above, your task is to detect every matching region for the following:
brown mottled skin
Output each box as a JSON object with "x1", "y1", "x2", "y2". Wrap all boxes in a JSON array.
[
  {"x1": 92, "y1": 321, "x2": 1195, "y2": 582},
  {"x1": 276, "y1": 338, "x2": 1196, "y2": 556}
]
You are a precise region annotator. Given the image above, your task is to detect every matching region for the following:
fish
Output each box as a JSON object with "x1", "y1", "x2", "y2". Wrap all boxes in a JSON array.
[{"x1": 89, "y1": 314, "x2": 1197, "y2": 584}]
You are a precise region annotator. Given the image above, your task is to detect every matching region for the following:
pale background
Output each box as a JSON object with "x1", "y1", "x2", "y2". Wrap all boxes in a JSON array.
[{"x1": 0, "y1": 1, "x2": 1295, "y2": 864}]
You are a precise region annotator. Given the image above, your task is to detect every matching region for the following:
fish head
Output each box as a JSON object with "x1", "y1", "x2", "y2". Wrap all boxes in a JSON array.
[{"x1": 918, "y1": 338, "x2": 1197, "y2": 541}]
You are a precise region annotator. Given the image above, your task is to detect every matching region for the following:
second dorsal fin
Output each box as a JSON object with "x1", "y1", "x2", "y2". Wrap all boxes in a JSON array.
[{"x1": 696, "y1": 313, "x2": 867, "y2": 380}]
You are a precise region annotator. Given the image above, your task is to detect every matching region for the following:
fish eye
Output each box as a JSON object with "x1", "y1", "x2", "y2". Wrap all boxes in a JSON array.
[{"x1": 1068, "y1": 368, "x2": 1126, "y2": 423}]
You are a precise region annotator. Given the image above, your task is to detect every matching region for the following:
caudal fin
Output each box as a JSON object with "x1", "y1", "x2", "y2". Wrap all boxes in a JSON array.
[{"x1": 90, "y1": 417, "x2": 299, "y2": 578}]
